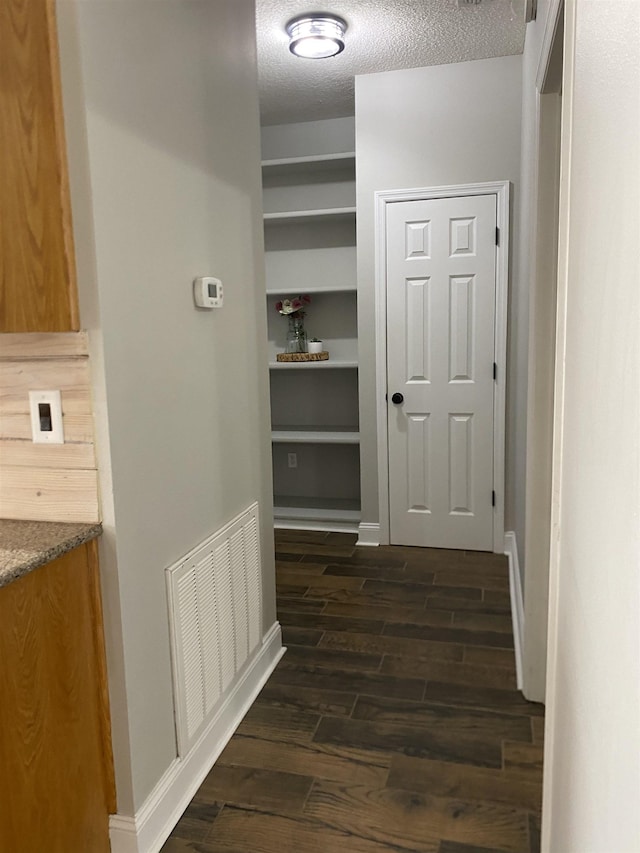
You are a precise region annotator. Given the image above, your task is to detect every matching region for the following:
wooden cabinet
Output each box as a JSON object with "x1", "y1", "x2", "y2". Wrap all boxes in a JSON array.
[
  {"x1": 0, "y1": 0, "x2": 79, "y2": 332},
  {"x1": 0, "y1": 541, "x2": 115, "y2": 853},
  {"x1": 262, "y1": 148, "x2": 361, "y2": 531}
]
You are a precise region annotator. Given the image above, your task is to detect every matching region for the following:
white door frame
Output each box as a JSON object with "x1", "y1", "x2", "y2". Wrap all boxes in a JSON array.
[
  {"x1": 522, "y1": 0, "x2": 565, "y2": 704},
  {"x1": 374, "y1": 181, "x2": 510, "y2": 552},
  {"x1": 541, "y1": 0, "x2": 574, "y2": 847}
]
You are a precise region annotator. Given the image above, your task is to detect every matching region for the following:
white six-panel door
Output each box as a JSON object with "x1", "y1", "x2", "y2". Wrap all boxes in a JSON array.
[{"x1": 386, "y1": 194, "x2": 497, "y2": 550}]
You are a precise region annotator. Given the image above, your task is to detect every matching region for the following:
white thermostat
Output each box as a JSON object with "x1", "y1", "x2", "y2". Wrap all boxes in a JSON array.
[{"x1": 193, "y1": 277, "x2": 223, "y2": 309}]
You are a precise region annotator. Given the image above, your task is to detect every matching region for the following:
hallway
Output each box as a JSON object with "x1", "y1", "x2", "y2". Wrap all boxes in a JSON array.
[{"x1": 163, "y1": 530, "x2": 543, "y2": 852}]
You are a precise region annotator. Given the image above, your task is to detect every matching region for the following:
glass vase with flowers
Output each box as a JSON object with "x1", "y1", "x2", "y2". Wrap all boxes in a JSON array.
[{"x1": 275, "y1": 295, "x2": 311, "y2": 354}]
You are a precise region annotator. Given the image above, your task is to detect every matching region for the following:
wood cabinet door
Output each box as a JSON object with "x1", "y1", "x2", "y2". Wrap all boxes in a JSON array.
[
  {"x1": 0, "y1": 541, "x2": 115, "y2": 852},
  {"x1": 0, "y1": 0, "x2": 79, "y2": 332}
]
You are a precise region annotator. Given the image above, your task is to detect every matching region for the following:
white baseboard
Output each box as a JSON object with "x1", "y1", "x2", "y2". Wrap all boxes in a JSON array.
[
  {"x1": 109, "y1": 621, "x2": 284, "y2": 853},
  {"x1": 357, "y1": 522, "x2": 381, "y2": 546},
  {"x1": 504, "y1": 531, "x2": 524, "y2": 691}
]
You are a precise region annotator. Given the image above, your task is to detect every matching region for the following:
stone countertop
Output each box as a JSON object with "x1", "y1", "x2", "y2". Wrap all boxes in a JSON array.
[{"x1": 0, "y1": 520, "x2": 102, "y2": 589}]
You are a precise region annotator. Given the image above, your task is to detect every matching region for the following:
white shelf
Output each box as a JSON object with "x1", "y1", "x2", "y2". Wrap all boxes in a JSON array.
[
  {"x1": 264, "y1": 207, "x2": 356, "y2": 226},
  {"x1": 263, "y1": 138, "x2": 361, "y2": 536},
  {"x1": 269, "y1": 359, "x2": 358, "y2": 370},
  {"x1": 273, "y1": 495, "x2": 361, "y2": 525},
  {"x1": 274, "y1": 518, "x2": 360, "y2": 534},
  {"x1": 261, "y1": 152, "x2": 355, "y2": 177},
  {"x1": 272, "y1": 426, "x2": 360, "y2": 445},
  {"x1": 266, "y1": 283, "x2": 356, "y2": 296},
  {"x1": 265, "y1": 246, "x2": 356, "y2": 296}
]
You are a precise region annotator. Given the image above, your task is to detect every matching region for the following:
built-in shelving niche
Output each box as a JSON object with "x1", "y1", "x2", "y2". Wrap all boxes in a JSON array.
[
  {"x1": 266, "y1": 291, "x2": 357, "y2": 366},
  {"x1": 264, "y1": 218, "x2": 356, "y2": 294},
  {"x1": 272, "y1": 441, "x2": 361, "y2": 528},
  {"x1": 269, "y1": 369, "x2": 359, "y2": 434},
  {"x1": 262, "y1": 140, "x2": 360, "y2": 531}
]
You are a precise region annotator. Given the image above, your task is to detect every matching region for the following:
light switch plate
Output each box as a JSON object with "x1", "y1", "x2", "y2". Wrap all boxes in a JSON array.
[{"x1": 29, "y1": 390, "x2": 64, "y2": 444}]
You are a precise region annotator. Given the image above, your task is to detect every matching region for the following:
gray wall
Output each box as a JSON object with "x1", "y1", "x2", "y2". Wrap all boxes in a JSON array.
[
  {"x1": 58, "y1": 0, "x2": 275, "y2": 813},
  {"x1": 355, "y1": 56, "x2": 524, "y2": 545},
  {"x1": 543, "y1": 2, "x2": 640, "y2": 847},
  {"x1": 261, "y1": 116, "x2": 355, "y2": 160}
]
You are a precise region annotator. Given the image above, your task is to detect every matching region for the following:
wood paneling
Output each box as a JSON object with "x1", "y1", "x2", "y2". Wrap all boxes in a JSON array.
[
  {"x1": 0, "y1": 409, "x2": 94, "y2": 443},
  {"x1": 0, "y1": 439, "x2": 96, "y2": 469},
  {"x1": 162, "y1": 531, "x2": 544, "y2": 853},
  {"x1": 0, "y1": 338, "x2": 98, "y2": 521},
  {"x1": 0, "y1": 467, "x2": 99, "y2": 522},
  {"x1": 0, "y1": 542, "x2": 114, "y2": 852},
  {"x1": 0, "y1": 331, "x2": 88, "y2": 359},
  {"x1": 0, "y1": 0, "x2": 79, "y2": 332},
  {"x1": 0, "y1": 358, "x2": 91, "y2": 412}
]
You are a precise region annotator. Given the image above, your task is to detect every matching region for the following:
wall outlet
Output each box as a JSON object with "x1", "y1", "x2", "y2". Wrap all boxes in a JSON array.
[
  {"x1": 287, "y1": 452, "x2": 297, "y2": 469},
  {"x1": 29, "y1": 390, "x2": 64, "y2": 444}
]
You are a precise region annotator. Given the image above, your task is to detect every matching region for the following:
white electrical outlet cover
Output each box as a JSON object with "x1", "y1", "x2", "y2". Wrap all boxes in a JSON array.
[{"x1": 29, "y1": 390, "x2": 64, "y2": 444}]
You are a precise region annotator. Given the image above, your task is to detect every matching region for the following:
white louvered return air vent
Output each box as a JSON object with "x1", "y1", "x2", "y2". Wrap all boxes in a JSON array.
[{"x1": 166, "y1": 503, "x2": 263, "y2": 756}]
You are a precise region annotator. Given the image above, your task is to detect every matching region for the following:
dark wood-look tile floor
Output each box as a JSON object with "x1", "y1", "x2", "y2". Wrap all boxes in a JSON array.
[{"x1": 162, "y1": 530, "x2": 544, "y2": 853}]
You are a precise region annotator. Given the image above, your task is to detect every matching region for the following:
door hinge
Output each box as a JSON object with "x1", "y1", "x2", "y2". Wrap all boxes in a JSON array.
[
  {"x1": 495, "y1": 226, "x2": 500, "y2": 246},
  {"x1": 385, "y1": 393, "x2": 388, "y2": 402},
  {"x1": 493, "y1": 362, "x2": 497, "y2": 381},
  {"x1": 492, "y1": 490, "x2": 496, "y2": 507}
]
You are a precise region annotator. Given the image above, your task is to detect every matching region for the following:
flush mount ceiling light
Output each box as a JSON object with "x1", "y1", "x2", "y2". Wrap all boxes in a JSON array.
[{"x1": 286, "y1": 14, "x2": 347, "y2": 59}]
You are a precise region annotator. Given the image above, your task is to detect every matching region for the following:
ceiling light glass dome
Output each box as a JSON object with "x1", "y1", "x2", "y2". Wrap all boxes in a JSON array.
[{"x1": 286, "y1": 14, "x2": 347, "y2": 59}]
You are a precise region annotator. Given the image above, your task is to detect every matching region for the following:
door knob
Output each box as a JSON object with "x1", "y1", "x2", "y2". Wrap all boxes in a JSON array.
[{"x1": 391, "y1": 392, "x2": 404, "y2": 405}]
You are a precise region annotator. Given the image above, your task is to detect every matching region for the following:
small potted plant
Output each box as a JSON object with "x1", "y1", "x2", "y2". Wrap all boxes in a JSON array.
[{"x1": 308, "y1": 337, "x2": 324, "y2": 355}]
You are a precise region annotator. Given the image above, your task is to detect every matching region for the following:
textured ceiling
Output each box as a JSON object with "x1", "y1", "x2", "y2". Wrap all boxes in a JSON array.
[{"x1": 257, "y1": 0, "x2": 526, "y2": 125}]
